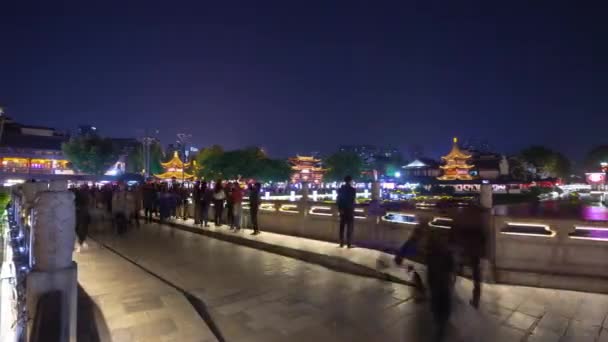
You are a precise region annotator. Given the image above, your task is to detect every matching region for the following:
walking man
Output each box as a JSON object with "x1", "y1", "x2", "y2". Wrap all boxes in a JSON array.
[
  {"x1": 249, "y1": 182, "x2": 261, "y2": 235},
  {"x1": 337, "y1": 175, "x2": 356, "y2": 248}
]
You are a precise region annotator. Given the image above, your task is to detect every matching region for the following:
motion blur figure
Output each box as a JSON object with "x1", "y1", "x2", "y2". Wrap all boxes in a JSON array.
[{"x1": 426, "y1": 232, "x2": 454, "y2": 341}]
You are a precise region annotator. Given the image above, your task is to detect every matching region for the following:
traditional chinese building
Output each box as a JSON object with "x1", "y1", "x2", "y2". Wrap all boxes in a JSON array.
[
  {"x1": 0, "y1": 117, "x2": 78, "y2": 184},
  {"x1": 288, "y1": 155, "x2": 325, "y2": 183},
  {"x1": 437, "y1": 137, "x2": 475, "y2": 181},
  {"x1": 154, "y1": 151, "x2": 195, "y2": 181}
]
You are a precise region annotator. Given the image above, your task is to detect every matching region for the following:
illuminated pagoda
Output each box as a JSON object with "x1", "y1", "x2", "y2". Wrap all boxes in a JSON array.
[
  {"x1": 437, "y1": 137, "x2": 475, "y2": 181},
  {"x1": 154, "y1": 151, "x2": 195, "y2": 181},
  {"x1": 289, "y1": 155, "x2": 326, "y2": 183}
]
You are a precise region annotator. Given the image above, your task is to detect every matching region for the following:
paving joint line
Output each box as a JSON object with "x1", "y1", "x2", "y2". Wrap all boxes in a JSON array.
[{"x1": 89, "y1": 236, "x2": 225, "y2": 342}]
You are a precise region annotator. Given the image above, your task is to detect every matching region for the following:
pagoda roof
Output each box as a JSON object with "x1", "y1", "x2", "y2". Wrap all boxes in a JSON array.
[
  {"x1": 154, "y1": 171, "x2": 195, "y2": 180},
  {"x1": 161, "y1": 151, "x2": 191, "y2": 168},
  {"x1": 292, "y1": 166, "x2": 326, "y2": 171},
  {"x1": 289, "y1": 155, "x2": 321, "y2": 162},
  {"x1": 440, "y1": 164, "x2": 474, "y2": 169},
  {"x1": 441, "y1": 137, "x2": 472, "y2": 160}
]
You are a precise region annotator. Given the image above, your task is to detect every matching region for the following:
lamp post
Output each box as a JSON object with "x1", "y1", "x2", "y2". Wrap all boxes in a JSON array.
[
  {"x1": 0, "y1": 106, "x2": 6, "y2": 145},
  {"x1": 176, "y1": 133, "x2": 192, "y2": 183}
]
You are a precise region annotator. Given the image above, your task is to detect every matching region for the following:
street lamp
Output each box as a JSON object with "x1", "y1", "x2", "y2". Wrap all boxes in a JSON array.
[{"x1": 177, "y1": 133, "x2": 192, "y2": 183}]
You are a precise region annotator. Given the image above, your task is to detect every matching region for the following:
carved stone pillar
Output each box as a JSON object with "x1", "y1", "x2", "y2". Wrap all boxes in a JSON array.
[{"x1": 31, "y1": 190, "x2": 75, "y2": 271}]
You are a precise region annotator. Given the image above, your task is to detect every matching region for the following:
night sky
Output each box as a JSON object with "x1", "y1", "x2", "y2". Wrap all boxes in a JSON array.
[{"x1": 1, "y1": 1, "x2": 606, "y2": 160}]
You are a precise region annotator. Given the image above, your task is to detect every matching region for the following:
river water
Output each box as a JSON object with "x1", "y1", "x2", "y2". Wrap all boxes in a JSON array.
[{"x1": 494, "y1": 201, "x2": 608, "y2": 221}]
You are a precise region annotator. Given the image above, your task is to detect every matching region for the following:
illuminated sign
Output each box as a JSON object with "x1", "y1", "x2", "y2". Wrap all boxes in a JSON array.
[{"x1": 586, "y1": 173, "x2": 606, "y2": 185}]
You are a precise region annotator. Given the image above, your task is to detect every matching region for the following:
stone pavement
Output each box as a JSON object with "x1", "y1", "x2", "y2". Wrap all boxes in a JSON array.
[
  {"x1": 90, "y1": 219, "x2": 608, "y2": 342},
  {"x1": 75, "y1": 239, "x2": 216, "y2": 342}
]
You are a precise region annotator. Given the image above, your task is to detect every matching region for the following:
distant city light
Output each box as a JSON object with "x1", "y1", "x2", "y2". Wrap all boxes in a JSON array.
[{"x1": 394, "y1": 171, "x2": 401, "y2": 178}]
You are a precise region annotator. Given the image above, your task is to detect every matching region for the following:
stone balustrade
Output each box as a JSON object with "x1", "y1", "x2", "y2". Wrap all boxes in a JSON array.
[{"x1": 192, "y1": 199, "x2": 608, "y2": 293}]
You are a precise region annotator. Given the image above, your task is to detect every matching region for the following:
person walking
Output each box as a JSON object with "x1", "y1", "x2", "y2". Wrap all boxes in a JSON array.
[
  {"x1": 193, "y1": 181, "x2": 201, "y2": 224},
  {"x1": 213, "y1": 180, "x2": 226, "y2": 227},
  {"x1": 200, "y1": 181, "x2": 213, "y2": 227},
  {"x1": 248, "y1": 182, "x2": 261, "y2": 235},
  {"x1": 158, "y1": 184, "x2": 172, "y2": 224},
  {"x1": 337, "y1": 175, "x2": 356, "y2": 248},
  {"x1": 112, "y1": 182, "x2": 130, "y2": 235},
  {"x1": 142, "y1": 180, "x2": 157, "y2": 224},
  {"x1": 426, "y1": 232, "x2": 455, "y2": 341},
  {"x1": 450, "y1": 207, "x2": 486, "y2": 309},
  {"x1": 225, "y1": 182, "x2": 234, "y2": 227},
  {"x1": 231, "y1": 182, "x2": 244, "y2": 231},
  {"x1": 74, "y1": 185, "x2": 91, "y2": 252}
]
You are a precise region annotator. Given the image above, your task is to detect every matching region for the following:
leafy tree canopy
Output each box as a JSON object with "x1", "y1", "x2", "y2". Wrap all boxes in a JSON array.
[
  {"x1": 519, "y1": 146, "x2": 571, "y2": 179},
  {"x1": 584, "y1": 145, "x2": 608, "y2": 172},
  {"x1": 62, "y1": 136, "x2": 119, "y2": 175},
  {"x1": 324, "y1": 151, "x2": 363, "y2": 182},
  {"x1": 195, "y1": 146, "x2": 292, "y2": 182},
  {"x1": 126, "y1": 142, "x2": 164, "y2": 175}
]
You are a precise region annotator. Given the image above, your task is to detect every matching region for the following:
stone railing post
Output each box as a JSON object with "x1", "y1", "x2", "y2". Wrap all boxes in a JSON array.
[
  {"x1": 371, "y1": 181, "x2": 381, "y2": 201},
  {"x1": 300, "y1": 182, "x2": 309, "y2": 217},
  {"x1": 26, "y1": 180, "x2": 77, "y2": 342}
]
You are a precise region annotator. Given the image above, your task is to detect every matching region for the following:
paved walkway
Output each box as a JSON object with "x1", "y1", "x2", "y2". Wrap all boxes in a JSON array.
[
  {"x1": 75, "y1": 239, "x2": 216, "y2": 342},
  {"x1": 90, "y1": 219, "x2": 608, "y2": 342}
]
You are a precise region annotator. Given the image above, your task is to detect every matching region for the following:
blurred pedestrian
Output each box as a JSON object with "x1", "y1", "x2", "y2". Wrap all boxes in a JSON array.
[
  {"x1": 201, "y1": 181, "x2": 213, "y2": 227},
  {"x1": 231, "y1": 182, "x2": 244, "y2": 231},
  {"x1": 426, "y1": 232, "x2": 455, "y2": 341},
  {"x1": 225, "y1": 182, "x2": 234, "y2": 227},
  {"x1": 142, "y1": 180, "x2": 157, "y2": 224},
  {"x1": 249, "y1": 182, "x2": 261, "y2": 235},
  {"x1": 213, "y1": 180, "x2": 226, "y2": 226},
  {"x1": 450, "y1": 207, "x2": 486, "y2": 309},
  {"x1": 193, "y1": 181, "x2": 201, "y2": 224},
  {"x1": 74, "y1": 185, "x2": 91, "y2": 252}
]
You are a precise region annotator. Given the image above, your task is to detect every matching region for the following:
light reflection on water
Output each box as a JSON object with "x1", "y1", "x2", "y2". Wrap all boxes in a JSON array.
[{"x1": 494, "y1": 201, "x2": 608, "y2": 221}]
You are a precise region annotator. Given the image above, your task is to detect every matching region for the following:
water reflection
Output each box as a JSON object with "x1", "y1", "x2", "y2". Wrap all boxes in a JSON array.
[{"x1": 495, "y1": 201, "x2": 608, "y2": 221}]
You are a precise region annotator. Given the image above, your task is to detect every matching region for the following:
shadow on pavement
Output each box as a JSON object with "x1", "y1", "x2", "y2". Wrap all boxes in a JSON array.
[{"x1": 77, "y1": 284, "x2": 111, "y2": 342}]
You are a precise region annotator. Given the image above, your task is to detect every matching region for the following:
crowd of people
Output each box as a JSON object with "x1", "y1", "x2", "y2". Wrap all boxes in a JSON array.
[
  {"x1": 70, "y1": 178, "x2": 263, "y2": 251},
  {"x1": 71, "y1": 174, "x2": 486, "y2": 341}
]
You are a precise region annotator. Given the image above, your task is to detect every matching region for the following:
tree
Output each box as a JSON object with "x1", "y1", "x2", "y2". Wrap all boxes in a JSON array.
[
  {"x1": 256, "y1": 159, "x2": 293, "y2": 183},
  {"x1": 584, "y1": 145, "x2": 608, "y2": 172},
  {"x1": 195, "y1": 145, "x2": 225, "y2": 180},
  {"x1": 195, "y1": 146, "x2": 292, "y2": 182},
  {"x1": 62, "y1": 136, "x2": 119, "y2": 175},
  {"x1": 324, "y1": 151, "x2": 363, "y2": 182},
  {"x1": 519, "y1": 146, "x2": 571, "y2": 179},
  {"x1": 126, "y1": 142, "x2": 164, "y2": 175}
]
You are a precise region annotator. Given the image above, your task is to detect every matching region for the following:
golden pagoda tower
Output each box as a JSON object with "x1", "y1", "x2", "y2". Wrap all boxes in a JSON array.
[
  {"x1": 288, "y1": 155, "x2": 326, "y2": 183},
  {"x1": 154, "y1": 151, "x2": 195, "y2": 181},
  {"x1": 437, "y1": 137, "x2": 475, "y2": 181}
]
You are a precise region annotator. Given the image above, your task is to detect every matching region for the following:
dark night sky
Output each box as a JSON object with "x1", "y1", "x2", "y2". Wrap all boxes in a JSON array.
[{"x1": 1, "y1": 1, "x2": 606, "y2": 160}]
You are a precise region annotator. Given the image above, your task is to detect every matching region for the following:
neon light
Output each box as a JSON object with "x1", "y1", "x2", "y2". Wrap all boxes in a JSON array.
[
  {"x1": 259, "y1": 203, "x2": 276, "y2": 212},
  {"x1": 382, "y1": 212, "x2": 418, "y2": 225},
  {"x1": 279, "y1": 204, "x2": 299, "y2": 214},
  {"x1": 354, "y1": 208, "x2": 366, "y2": 220},
  {"x1": 429, "y1": 217, "x2": 452, "y2": 229},
  {"x1": 502, "y1": 222, "x2": 556, "y2": 237},
  {"x1": 569, "y1": 226, "x2": 608, "y2": 241},
  {"x1": 309, "y1": 206, "x2": 333, "y2": 216}
]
